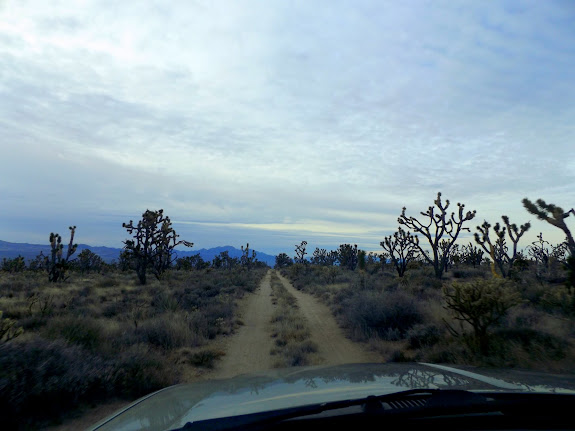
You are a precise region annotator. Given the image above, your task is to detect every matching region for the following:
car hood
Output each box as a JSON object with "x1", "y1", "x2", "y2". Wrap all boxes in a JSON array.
[{"x1": 89, "y1": 362, "x2": 575, "y2": 431}]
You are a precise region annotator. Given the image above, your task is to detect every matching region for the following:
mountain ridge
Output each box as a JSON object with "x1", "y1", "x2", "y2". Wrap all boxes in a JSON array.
[{"x1": 0, "y1": 240, "x2": 276, "y2": 266}]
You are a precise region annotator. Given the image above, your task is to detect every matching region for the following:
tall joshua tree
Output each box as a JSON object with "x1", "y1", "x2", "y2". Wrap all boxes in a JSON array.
[{"x1": 399, "y1": 192, "x2": 476, "y2": 279}]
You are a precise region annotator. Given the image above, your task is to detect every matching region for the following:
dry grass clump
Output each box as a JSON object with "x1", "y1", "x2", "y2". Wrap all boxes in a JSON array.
[{"x1": 269, "y1": 272, "x2": 318, "y2": 368}]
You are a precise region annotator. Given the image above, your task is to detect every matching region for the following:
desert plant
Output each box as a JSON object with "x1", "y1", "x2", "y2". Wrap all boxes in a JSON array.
[
  {"x1": 122, "y1": 209, "x2": 193, "y2": 284},
  {"x1": 380, "y1": 227, "x2": 419, "y2": 277},
  {"x1": 275, "y1": 252, "x2": 293, "y2": 268},
  {"x1": 399, "y1": 192, "x2": 476, "y2": 279},
  {"x1": 1, "y1": 256, "x2": 26, "y2": 273},
  {"x1": 474, "y1": 216, "x2": 531, "y2": 278},
  {"x1": 460, "y1": 242, "x2": 484, "y2": 268},
  {"x1": 75, "y1": 249, "x2": 104, "y2": 274},
  {"x1": 337, "y1": 243, "x2": 359, "y2": 271},
  {"x1": 47, "y1": 226, "x2": 78, "y2": 282},
  {"x1": 442, "y1": 279, "x2": 523, "y2": 354},
  {"x1": 240, "y1": 243, "x2": 257, "y2": 270},
  {"x1": 294, "y1": 241, "x2": 308, "y2": 264},
  {"x1": 0, "y1": 310, "x2": 23, "y2": 343}
]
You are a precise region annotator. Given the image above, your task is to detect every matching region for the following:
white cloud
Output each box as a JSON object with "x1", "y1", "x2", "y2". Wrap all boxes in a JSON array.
[{"x1": 1, "y1": 0, "x2": 574, "y2": 253}]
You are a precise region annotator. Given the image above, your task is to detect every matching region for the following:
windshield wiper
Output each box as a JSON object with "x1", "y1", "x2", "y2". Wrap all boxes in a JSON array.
[{"x1": 175, "y1": 389, "x2": 495, "y2": 431}]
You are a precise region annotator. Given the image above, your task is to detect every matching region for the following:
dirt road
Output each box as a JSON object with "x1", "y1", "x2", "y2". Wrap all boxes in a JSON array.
[
  {"x1": 208, "y1": 269, "x2": 379, "y2": 379},
  {"x1": 50, "y1": 269, "x2": 380, "y2": 430},
  {"x1": 274, "y1": 271, "x2": 380, "y2": 365},
  {"x1": 214, "y1": 270, "x2": 276, "y2": 378}
]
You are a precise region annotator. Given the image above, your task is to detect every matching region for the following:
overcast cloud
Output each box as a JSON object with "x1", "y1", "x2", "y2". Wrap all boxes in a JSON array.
[{"x1": 1, "y1": 0, "x2": 574, "y2": 255}]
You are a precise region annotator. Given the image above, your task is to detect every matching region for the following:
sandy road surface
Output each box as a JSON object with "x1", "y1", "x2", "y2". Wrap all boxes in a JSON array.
[
  {"x1": 274, "y1": 271, "x2": 380, "y2": 365},
  {"x1": 212, "y1": 269, "x2": 276, "y2": 378}
]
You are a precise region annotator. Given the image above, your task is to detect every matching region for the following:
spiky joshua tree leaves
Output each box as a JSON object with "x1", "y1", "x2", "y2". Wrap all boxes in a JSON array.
[
  {"x1": 380, "y1": 227, "x2": 419, "y2": 277},
  {"x1": 122, "y1": 209, "x2": 193, "y2": 285},
  {"x1": 47, "y1": 226, "x2": 78, "y2": 282},
  {"x1": 398, "y1": 192, "x2": 476, "y2": 279}
]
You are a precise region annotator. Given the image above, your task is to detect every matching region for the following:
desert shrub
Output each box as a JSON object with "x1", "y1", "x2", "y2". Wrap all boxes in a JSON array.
[
  {"x1": 407, "y1": 324, "x2": 443, "y2": 349},
  {"x1": 0, "y1": 338, "x2": 112, "y2": 429},
  {"x1": 485, "y1": 328, "x2": 569, "y2": 367},
  {"x1": 452, "y1": 267, "x2": 488, "y2": 279},
  {"x1": 42, "y1": 316, "x2": 105, "y2": 351},
  {"x1": 173, "y1": 348, "x2": 226, "y2": 368},
  {"x1": 111, "y1": 344, "x2": 179, "y2": 397},
  {"x1": 138, "y1": 315, "x2": 201, "y2": 350},
  {"x1": 341, "y1": 290, "x2": 424, "y2": 341},
  {"x1": 540, "y1": 285, "x2": 575, "y2": 316}
]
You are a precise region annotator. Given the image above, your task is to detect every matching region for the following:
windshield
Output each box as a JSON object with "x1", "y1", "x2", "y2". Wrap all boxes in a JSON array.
[{"x1": 0, "y1": 1, "x2": 574, "y2": 430}]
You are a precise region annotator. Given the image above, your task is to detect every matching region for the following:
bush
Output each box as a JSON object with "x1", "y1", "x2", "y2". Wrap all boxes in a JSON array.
[
  {"x1": 138, "y1": 315, "x2": 202, "y2": 350},
  {"x1": 407, "y1": 324, "x2": 443, "y2": 349},
  {"x1": 0, "y1": 338, "x2": 112, "y2": 429},
  {"x1": 42, "y1": 316, "x2": 105, "y2": 351},
  {"x1": 341, "y1": 290, "x2": 424, "y2": 341}
]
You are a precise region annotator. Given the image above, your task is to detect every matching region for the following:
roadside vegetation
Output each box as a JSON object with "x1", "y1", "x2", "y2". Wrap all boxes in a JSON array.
[
  {"x1": 280, "y1": 194, "x2": 575, "y2": 372},
  {"x1": 269, "y1": 272, "x2": 319, "y2": 367},
  {"x1": 0, "y1": 267, "x2": 266, "y2": 430}
]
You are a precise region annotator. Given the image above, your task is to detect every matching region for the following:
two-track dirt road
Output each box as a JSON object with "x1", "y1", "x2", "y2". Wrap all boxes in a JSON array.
[
  {"x1": 50, "y1": 269, "x2": 380, "y2": 430},
  {"x1": 207, "y1": 269, "x2": 380, "y2": 379}
]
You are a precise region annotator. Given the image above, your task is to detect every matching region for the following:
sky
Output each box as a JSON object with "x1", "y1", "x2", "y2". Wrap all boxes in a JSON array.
[{"x1": 1, "y1": 0, "x2": 574, "y2": 256}]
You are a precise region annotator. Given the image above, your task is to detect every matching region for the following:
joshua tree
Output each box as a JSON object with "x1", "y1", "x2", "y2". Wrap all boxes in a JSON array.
[
  {"x1": 522, "y1": 198, "x2": 575, "y2": 255},
  {"x1": 75, "y1": 249, "x2": 104, "y2": 274},
  {"x1": 474, "y1": 216, "x2": 531, "y2": 278},
  {"x1": 275, "y1": 252, "x2": 293, "y2": 269},
  {"x1": 460, "y1": 242, "x2": 484, "y2": 268},
  {"x1": 310, "y1": 248, "x2": 338, "y2": 266},
  {"x1": 523, "y1": 198, "x2": 575, "y2": 290},
  {"x1": 399, "y1": 192, "x2": 476, "y2": 279},
  {"x1": 240, "y1": 243, "x2": 257, "y2": 270},
  {"x1": 337, "y1": 243, "x2": 359, "y2": 271},
  {"x1": 122, "y1": 209, "x2": 193, "y2": 284},
  {"x1": 380, "y1": 227, "x2": 419, "y2": 277},
  {"x1": 47, "y1": 226, "x2": 78, "y2": 282},
  {"x1": 294, "y1": 241, "x2": 308, "y2": 264}
]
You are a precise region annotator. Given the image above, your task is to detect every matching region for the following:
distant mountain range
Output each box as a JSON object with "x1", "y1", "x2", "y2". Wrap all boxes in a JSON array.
[{"x1": 0, "y1": 240, "x2": 276, "y2": 267}]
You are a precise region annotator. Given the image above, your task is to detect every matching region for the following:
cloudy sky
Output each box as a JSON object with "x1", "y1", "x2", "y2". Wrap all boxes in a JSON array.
[{"x1": 1, "y1": 0, "x2": 574, "y2": 256}]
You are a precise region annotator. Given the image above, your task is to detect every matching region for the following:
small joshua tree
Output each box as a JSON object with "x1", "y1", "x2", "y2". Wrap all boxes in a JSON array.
[
  {"x1": 275, "y1": 253, "x2": 293, "y2": 269},
  {"x1": 241, "y1": 243, "x2": 257, "y2": 270},
  {"x1": 294, "y1": 241, "x2": 308, "y2": 264},
  {"x1": 474, "y1": 216, "x2": 531, "y2": 278},
  {"x1": 337, "y1": 243, "x2": 359, "y2": 271},
  {"x1": 399, "y1": 192, "x2": 476, "y2": 279},
  {"x1": 47, "y1": 226, "x2": 78, "y2": 282},
  {"x1": 75, "y1": 249, "x2": 104, "y2": 274},
  {"x1": 122, "y1": 209, "x2": 193, "y2": 285},
  {"x1": 380, "y1": 227, "x2": 419, "y2": 277}
]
